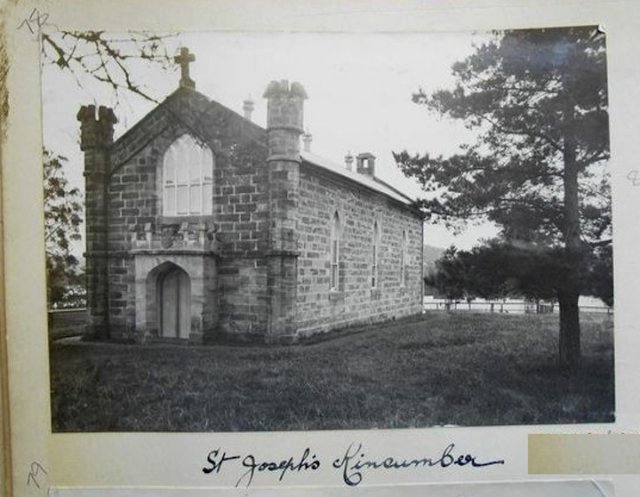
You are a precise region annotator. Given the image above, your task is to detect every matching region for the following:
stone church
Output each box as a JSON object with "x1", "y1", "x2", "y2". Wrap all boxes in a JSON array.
[{"x1": 78, "y1": 48, "x2": 424, "y2": 343}]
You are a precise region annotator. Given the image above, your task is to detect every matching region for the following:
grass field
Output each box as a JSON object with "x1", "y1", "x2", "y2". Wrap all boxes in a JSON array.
[{"x1": 49, "y1": 312, "x2": 614, "y2": 432}]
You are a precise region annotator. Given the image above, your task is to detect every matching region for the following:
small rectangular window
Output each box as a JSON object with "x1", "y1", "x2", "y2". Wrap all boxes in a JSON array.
[
  {"x1": 177, "y1": 185, "x2": 189, "y2": 214},
  {"x1": 177, "y1": 163, "x2": 189, "y2": 184},
  {"x1": 372, "y1": 243, "x2": 377, "y2": 288},
  {"x1": 400, "y1": 230, "x2": 407, "y2": 286},
  {"x1": 330, "y1": 213, "x2": 340, "y2": 291},
  {"x1": 164, "y1": 185, "x2": 176, "y2": 214},
  {"x1": 330, "y1": 239, "x2": 339, "y2": 290},
  {"x1": 203, "y1": 183, "x2": 213, "y2": 213},
  {"x1": 189, "y1": 185, "x2": 201, "y2": 214},
  {"x1": 189, "y1": 159, "x2": 200, "y2": 182}
]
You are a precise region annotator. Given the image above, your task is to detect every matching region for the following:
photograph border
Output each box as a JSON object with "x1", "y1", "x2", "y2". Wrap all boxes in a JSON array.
[{"x1": 3, "y1": 0, "x2": 640, "y2": 495}]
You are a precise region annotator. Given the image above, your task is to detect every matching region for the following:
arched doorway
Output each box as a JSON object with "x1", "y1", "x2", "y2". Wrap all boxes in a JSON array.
[{"x1": 157, "y1": 265, "x2": 191, "y2": 339}]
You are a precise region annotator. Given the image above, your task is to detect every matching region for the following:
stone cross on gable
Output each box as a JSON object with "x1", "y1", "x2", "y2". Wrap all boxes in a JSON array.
[{"x1": 175, "y1": 47, "x2": 196, "y2": 89}]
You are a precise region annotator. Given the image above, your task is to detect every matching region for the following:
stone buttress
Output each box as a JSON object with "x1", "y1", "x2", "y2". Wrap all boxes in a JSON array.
[
  {"x1": 77, "y1": 105, "x2": 117, "y2": 339},
  {"x1": 263, "y1": 80, "x2": 307, "y2": 341}
]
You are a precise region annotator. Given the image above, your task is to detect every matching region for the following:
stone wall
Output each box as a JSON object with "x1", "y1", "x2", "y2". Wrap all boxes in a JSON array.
[
  {"x1": 295, "y1": 165, "x2": 424, "y2": 335},
  {"x1": 86, "y1": 89, "x2": 270, "y2": 340}
]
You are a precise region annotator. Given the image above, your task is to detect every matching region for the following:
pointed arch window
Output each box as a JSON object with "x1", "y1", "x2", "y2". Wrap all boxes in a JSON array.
[
  {"x1": 163, "y1": 134, "x2": 214, "y2": 216},
  {"x1": 400, "y1": 229, "x2": 407, "y2": 286},
  {"x1": 330, "y1": 212, "x2": 340, "y2": 291},
  {"x1": 372, "y1": 220, "x2": 380, "y2": 288}
]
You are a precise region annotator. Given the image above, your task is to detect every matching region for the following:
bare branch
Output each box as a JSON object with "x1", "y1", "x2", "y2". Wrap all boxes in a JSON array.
[{"x1": 42, "y1": 30, "x2": 178, "y2": 104}]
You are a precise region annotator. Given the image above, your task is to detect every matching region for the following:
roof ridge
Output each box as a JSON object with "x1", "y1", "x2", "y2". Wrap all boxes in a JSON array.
[{"x1": 300, "y1": 151, "x2": 415, "y2": 207}]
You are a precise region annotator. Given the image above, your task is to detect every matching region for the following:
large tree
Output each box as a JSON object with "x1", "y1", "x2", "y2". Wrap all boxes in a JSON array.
[{"x1": 395, "y1": 26, "x2": 610, "y2": 371}]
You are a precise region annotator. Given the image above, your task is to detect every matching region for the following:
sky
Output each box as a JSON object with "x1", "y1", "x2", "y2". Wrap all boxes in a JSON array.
[{"x1": 41, "y1": 31, "x2": 500, "y2": 251}]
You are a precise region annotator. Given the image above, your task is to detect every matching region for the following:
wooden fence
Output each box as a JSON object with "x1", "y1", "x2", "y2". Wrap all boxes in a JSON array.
[
  {"x1": 48, "y1": 308, "x2": 87, "y2": 339},
  {"x1": 423, "y1": 300, "x2": 612, "y2": 315}
]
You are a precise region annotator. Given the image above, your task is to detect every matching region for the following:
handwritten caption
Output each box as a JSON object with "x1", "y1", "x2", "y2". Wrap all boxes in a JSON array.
[
  {"x1": 17, "y1": 8, "x2": 50, "y2": 40},
  {"x1": 202, "y1": 442, "x2": 504, "y2": 487},
  {"x1": 26, "y1": 461, "x2": 47, "y2": 489}
]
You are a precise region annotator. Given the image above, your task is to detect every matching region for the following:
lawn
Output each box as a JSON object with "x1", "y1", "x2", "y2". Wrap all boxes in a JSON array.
[{"x1": 49, "y1": 312, "x2": 614, "y2": 432}]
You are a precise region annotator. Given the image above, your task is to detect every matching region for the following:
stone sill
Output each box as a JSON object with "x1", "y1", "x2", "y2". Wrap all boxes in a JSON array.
[
  {"x1": 159, "y1": 215, "x2": 212, "y2": 225},
  {"x1": 130, "y1": 248, "x2": 216, "y2": 256},
  {"x1": 329, "y1": 290, "x2": 344, "y2": 302}
]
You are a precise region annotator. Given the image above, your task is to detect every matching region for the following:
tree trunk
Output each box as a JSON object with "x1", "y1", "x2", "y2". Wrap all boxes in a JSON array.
[
  {"x1": 561, "y1": 94, "x2": 582, "y2": 372},
  {"x1": 559, "y1": 290, "x2": 581, "y2": 371}
]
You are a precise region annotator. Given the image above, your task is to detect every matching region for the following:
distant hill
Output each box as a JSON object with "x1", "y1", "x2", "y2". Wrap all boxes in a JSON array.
[{"x1": 423, "y1": 244, "x2": 445, "y2": 268}]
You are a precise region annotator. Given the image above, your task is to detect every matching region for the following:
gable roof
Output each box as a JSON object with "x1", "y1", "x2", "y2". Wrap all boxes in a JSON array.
[
  {"x1": 108, "y1": 87, "x2": 416, "y2": 207},
  {"x1": 109, "y1": 87, "x2": 266, "y2": 171},
  {"x1": 301, "y1": 151, "x2": 415, "y2": 206}
]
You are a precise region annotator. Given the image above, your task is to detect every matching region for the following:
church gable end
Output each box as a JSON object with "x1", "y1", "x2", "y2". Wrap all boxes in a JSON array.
[{"x1": 80, "y1": 78, "x2": 270, "y2": 342}]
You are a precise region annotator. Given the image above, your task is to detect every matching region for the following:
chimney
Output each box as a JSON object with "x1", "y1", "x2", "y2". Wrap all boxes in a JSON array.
[
  {"x1": 302, "y1": 131, "x2": 312, "y2": 153},
  {"x1": 356, "y1": 152, "x2": 376, "y2": 176},
  {"x1": 345, "y1": 152, "x2": 354, "y2": 171},
  {"x1": 263, "y1": 80, "x2": 307, "y2": 158},
  {"x1": 243, "y1": 96, "x2": 255, "y2": 121}
]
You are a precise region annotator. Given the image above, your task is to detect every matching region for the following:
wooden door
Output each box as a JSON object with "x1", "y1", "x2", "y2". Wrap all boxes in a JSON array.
[{"x1": 160, "y1": 267, "x2": 191, "y2": 339}]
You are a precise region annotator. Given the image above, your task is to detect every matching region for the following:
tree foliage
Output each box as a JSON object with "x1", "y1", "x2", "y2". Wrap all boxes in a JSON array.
[
  {"x1": 586, "y1": 244, "x2": 613, "y2": 307},
  {"x1": 43, "y1": 149, "x2": 84, "y2": 307},
  {"x1": 427, "y1": 239, "x2": 613, "y2": 306},
  {"x1": 396, "y1": 26, "x2": 609, "y2": 244},
  {"x1": 397, "y1": 26, "x2": 611, "y2": 370},
  {"x1": 424, "y1": 246, "x2": 468, "y2": 300}
]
